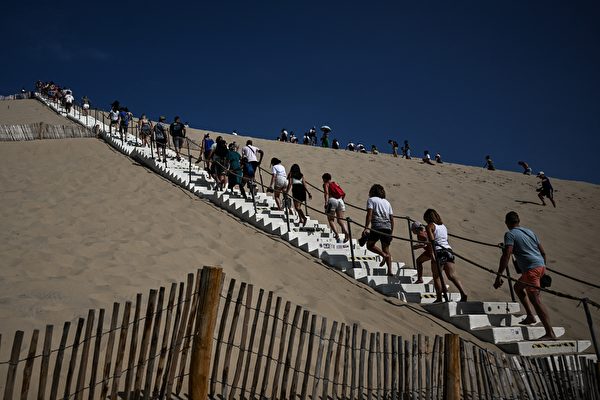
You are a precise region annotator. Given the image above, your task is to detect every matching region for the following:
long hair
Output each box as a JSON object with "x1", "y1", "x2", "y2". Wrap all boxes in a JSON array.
[
  {"x1": 368, "y1": 184, "x2": 386, "y2": 199},
  {"x1": 423, "y1": 208, "x2": 443, "y2": 225},
  {"x1": 270, "y1": 157, "x2": 281, "y2": 166},
  {"x1": 289, "y1": 164, "x2": 303, "y2": 179}
]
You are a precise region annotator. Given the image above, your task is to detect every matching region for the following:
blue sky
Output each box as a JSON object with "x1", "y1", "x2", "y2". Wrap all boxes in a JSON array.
[{"x1": 2, "y1": 1, "x2": 599, "y2": 183}]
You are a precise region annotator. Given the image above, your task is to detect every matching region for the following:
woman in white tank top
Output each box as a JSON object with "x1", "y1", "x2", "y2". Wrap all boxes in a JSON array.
[{"x1": 423, "y1": 209, "x2": 468, "y2": 303}]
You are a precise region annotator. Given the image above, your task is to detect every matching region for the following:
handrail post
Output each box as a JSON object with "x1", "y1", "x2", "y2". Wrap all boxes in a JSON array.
[
  {"x1": 406, "y1": 217, "x2": 417, "y2": 268},
  {"x1": 250, "y1": 178, "x2": 257, "y2": 214},
  {"x1": 258, "y1": 165, "x2": 265, "y2": 193},
  {"x1": 189, "y1": 266, "x2": 224, "y2": 400},
  {"x1": 347, "y1": 217, "x2": 357, "y2": 269},
  {"x1": 187, "y1": 139, "x2": 192, "y2": 188},
  {"x1": 582, "y1": 298, "x2": 600, "y2": 361},
  {"x1": 505, "y1": 265, "x2": 516, "y2": 302},
  {"x1": 284, "y1": 193, "x2": 291, "y2": 233}
]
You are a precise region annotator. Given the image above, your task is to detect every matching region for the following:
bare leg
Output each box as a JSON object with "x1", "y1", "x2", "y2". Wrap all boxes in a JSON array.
[
  {"x1": 327, "y1": 216, "x2": 339, "y2": 238},
  {"x1": 415, "y1": 253, "x2": 430, "y2": 283},
  {"x1": 444, "y1": 262, "x2": 467, "y2": 301},
  {"x1": 381, "y1": 242, "x2": 392, "y2": 274},
  {"x1": 527, "y1": 290, "x2": 556, "y2": 339},
  {"x1": 367, "y1": 241, "x2": 391, "y2": 275},
  {"x1": 274, "y1": 192, "x2": 282, "y2": 210},
  {"x1": 430, "y1": 261, "x2": 443, "y2": 301},
  {"x1": 514, "y1": 281, "x2": 536, "y2": 324},
  {"x1": 336, "y1": 210, "x2": 349, "y2": 241}
]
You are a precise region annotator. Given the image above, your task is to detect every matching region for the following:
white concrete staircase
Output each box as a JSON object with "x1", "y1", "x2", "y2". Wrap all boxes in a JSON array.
[{"x1": 34, "y1": 93, "x2": 593, "y2": 357}]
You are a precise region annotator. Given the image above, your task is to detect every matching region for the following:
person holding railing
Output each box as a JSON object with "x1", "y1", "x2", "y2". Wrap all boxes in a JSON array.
[
  {"x1": 363, "y1": 184, "x2": 394, "y2": 275},
  {"x1": 226, "y1": 142, "x2": 246, "y2": 198},
  {"x1": 286, "y1": 164, "x2": 312, "y2": 226},
  {"x1": 322, "y1": 173, "x2": 350, "y2": 243},
  {"x1": 153, "y1": 116, "x2": 169, "y2": 162},
  {"x1": 210, "y1": 136, "x2": 229, "y2": 190},
  {"x1": 268, "y1": 158, "x2": 288, "y2": 210},
  {"x1": 241, "y1": 140, "x2": 264, "y2": 193},
  {"x1": 424, "y1": 208, "x2": 468, "y2": 302},
  {"x1": 138, "y1": 114, "x2": 153, "y2": 147},
  {"x1": 118, "y1": 107, "x2": 131, "y2": 142},
  {"x1": 410, "y1": 221, "x2": 430, "y2": 284},
  {"x1": 493, "y1": 211, "x2": 556, "y2": 340}
]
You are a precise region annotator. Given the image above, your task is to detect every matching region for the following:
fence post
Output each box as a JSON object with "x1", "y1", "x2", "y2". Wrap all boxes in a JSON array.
[
  {"x1": 582, "y1": 298, "x2": 600, "y2": 361},
  {"x1": 406, "y1": 218, "x2": 417, "y2": 268},
  {"x1": 346, "y1": 218, "x2": 357, "y2": 269},
  {"x1": 189, "y1": 266, "x2": 224, "y2": 400},
  {"x1": 443, "y1": 334, "x2": 460, "y2": 400}
]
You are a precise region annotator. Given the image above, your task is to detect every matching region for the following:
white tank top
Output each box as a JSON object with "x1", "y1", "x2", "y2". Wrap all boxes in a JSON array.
[{"x1": 433, "y1": 223, "x2": 451, "y2": 250}]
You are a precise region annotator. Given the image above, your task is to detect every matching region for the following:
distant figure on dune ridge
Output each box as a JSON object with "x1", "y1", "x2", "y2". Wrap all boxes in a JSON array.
[
  {"x1": 363, "y1": 184, "x2": 394, "y2": 275},
  {"x1": 410, "y1": 221, "x2": 430, "y2": 284},
  {"x1": 422, "y1": 150, "x2": 434, "y2": 165},
  {"x1": 536, "y1": 171, "x2": 556, "y2": 207},
  {"x1": 332, "y1": 138, "x2": 340, "y2": 149},
  {"x1": 269, "y1": 158, "x2": 287, "y2": 210},
  {"x1": 402, "y1": 140, "x2": 411, "y2": 159},
  {"x1": 286, "y1": 164, "x2": 312, "y2": 226},
  {"x1": 435, "y1": 153, "x2": 443, "y2": 163},
  {"x1": 423, "y1": 208, "x2": 468, "y2": 303},
  {"x1": 371, "y1": 145, "x2": 379, "y2": 154},
  {"x1": 388, "y1": 140, "x2": 399, "y2": 157},
  {"x1": 484, "y1": 155, "x2": 495, "y2": 170},
  {"x1": 322, "y1": 173, "x2": 349, "y2": 243},
  {"x1": 518, "y1": 160, "x2": 532, "y2": 175},
  {"x1": 494, "y1": 211, "x2": 556, "y2": 340},
  {"x1": 346, "y1": 141, "x2": 355, "y2": 151}
]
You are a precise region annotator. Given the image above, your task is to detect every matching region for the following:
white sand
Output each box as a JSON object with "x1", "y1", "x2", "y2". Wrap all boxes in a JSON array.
[{"x1": 0, "y1": 100, "x2": 598, "y2": 359}]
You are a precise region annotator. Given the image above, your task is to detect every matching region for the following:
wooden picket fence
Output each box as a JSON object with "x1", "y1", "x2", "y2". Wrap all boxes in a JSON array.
[
  {"x1": 0, "y1": 266, "x2": 598, "y2": 400},
  {"x1": 0, "y1": 124, "x2": 95, "y2": 141}
]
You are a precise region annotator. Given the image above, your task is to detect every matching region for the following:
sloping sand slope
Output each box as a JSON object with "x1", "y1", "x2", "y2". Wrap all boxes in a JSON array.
[{"x1": 0, "y1": 100, "x2": 598, "y2": 356}]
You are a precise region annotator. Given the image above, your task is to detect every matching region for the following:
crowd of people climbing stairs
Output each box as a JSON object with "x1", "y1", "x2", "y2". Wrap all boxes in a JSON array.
[{"x1": 32, "y1": 82, "x2": 559, "y2": 340}]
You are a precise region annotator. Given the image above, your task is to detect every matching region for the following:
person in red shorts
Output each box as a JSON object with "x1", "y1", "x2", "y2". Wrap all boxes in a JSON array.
[{"x1": 493, "y1": 211, "x2": 556, "y2": 340}]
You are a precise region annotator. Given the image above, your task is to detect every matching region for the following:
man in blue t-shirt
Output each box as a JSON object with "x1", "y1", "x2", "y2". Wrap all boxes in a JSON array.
[{"x1": 493, "y1": 211, "x2": 556, "y2": 340}]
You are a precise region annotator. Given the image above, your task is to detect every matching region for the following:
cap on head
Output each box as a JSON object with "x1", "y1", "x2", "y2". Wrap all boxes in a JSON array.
[
  {"x1": 537, "y1": 171, "x2": 545, "y2": 177},
  {"x1": 411, "y1": 221, "x2": 422, "y2": 231}
]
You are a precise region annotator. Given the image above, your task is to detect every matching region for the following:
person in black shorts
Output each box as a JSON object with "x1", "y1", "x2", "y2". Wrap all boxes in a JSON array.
[
  {"x1": 536, "y1": 172, "x2": 556, "y2": 207},
  {"x1": 362, "y1": 184, "x2": 395, "y2": 275}
]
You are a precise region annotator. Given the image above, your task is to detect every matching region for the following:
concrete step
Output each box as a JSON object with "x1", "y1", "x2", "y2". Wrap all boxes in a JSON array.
[
  {"x1": 374, "y1": 283, "x2": 439, "y2": 296},
  {"x1": 345, "y1": 262, "x2": 408, "y2": 280},
  {"x1": 498, "y1": 340, "x2": 592, "y2": 356},
  {"x1": 358, "y1": 272, "x2": 425, "y2": 286},
  {"x1": 400, "y1": 292, "x2": 462, "y2": 303},
  {"x1": 424, "y1": 301, "x2": 521, "y2": 320},
  {"x1": 450, "y1": 314, "x2": 540, "y2": 331},
  {"x1": 471, "y1": 326, "x2": 565, "y2": 344}
]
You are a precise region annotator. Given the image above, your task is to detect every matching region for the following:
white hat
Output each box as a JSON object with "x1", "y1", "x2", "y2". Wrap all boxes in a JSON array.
[
  {"x1": 411, "y1": 221, "x2": 423, "y2": 231},
  {"x1": 537, "y1": 171, "x2": 545, "y2": 176}
]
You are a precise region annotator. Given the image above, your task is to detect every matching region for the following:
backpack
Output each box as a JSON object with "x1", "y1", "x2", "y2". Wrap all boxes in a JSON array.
[
  {"x1": 329, "y1": 181, "x2": 345, "y2": 199},
  {"x1": 154, "y1": 123, "x2": 165, "y2": 140}
]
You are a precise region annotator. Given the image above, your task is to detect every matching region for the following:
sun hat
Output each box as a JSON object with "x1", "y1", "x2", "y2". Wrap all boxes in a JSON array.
[{"x1": 411, "y1": 221, "x2": 422, "y2": 231}]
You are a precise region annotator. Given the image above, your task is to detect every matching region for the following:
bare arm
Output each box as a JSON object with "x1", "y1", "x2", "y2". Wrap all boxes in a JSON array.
[
  {"x1": 494, "y1": 245, "x2": 513, "y2": 288},
  {"x1": 323, "y1": 183, "x2": 329, "y2": 205},
  {"x1": 302, "y1": 177, "x2": 312, "y2": 198},
  {"x1": 538, "y1": 242, "x2": 547, "y2": 265},
  {"x1": 363, "y1": 209, "x2": 373, "y2": 234},
  {"x1": 389, "y1": 213, "x2": 394, "y2": 233},
  {"x1": 425, "y1": 223, "x2": 436, "y2": 257}
]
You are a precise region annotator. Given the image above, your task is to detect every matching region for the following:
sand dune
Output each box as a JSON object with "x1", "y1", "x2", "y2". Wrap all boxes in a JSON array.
[{"x1": 0, "y1": 100, "x2": 598, "y2": 360}]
